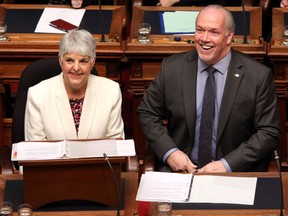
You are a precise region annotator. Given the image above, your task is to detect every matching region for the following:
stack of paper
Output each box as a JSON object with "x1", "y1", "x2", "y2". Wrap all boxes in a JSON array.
[{"x1": 11, "y1": 139, "x2": 135, "y2": 161}]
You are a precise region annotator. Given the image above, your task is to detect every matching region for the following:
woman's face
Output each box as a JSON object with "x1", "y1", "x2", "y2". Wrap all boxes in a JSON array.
[{"x1": 60, "y1": 53, "x2": 95, "y2": 92}]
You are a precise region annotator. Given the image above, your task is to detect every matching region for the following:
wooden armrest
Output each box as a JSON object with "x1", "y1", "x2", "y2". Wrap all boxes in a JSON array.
[
  {"x1": 126, "y1": 155, "x2": 139, "y2": 172},
  {"x1": 142, "y1": 146, "x2": 156, "y2": 173},
  {"x1": 0, "y1": 145, "x2": 14, "y2": 174}
]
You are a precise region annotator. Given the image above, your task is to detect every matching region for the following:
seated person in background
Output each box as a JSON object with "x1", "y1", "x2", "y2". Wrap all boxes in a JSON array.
[
  {"x1": 25, "y1": 29, "x2": 124, "y2": 141},
  {"x1": 137, "y1": 5, "x2": 281, "y2": 173},
  {"x1": 145, "y1": 0, "x2": 242, "y2": 6},
  {"x1": 13, "y1": 0, "x2": 114, "y2": 8},
  {"x1": 281, "y1": 0, "x2": 288, "y2": 7}
]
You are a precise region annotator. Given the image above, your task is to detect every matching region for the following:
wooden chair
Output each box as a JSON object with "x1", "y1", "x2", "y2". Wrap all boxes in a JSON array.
[{"x1": 0, "y1": 145, "x2": 14, "y2": 174}]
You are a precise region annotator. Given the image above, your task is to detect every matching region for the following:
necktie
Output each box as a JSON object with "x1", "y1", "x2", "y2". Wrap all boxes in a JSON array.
[{"x1": 198, "y1": 67, "x2": 216, "y2": 168}]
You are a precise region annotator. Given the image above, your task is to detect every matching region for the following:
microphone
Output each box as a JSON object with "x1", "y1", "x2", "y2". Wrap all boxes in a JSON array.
[
  {"x1": 241, "y1": 0, "x2": 248, "y2": 44},
  {"x1": 98, "y1": 0, "x2": 106, "y2": 42},
  {"x1": 274, "y1": 150, "x2": 284, "y2": 216},
  {"x1": 103, "y1": 153, "x2": 120, "y2": 216}
]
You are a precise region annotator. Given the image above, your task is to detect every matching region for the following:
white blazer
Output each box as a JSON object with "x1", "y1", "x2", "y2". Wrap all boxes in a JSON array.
[{"x1": 25, "y1": 73, "x2": 124, "y2": 141}]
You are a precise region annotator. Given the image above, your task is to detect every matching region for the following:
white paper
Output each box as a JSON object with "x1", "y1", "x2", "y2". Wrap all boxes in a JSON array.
[
  {"x1": 190, "y1": 175, "x2": 257, "y2": 205},
  {"x1": 136, "y1": 172, "x2": 192, "y2": 202},
  {"x1": 12, "y1": 141, "x2": 65, "y2": 160},
  {"x1": 35, "y1": 8, "x2": 86, "y2": 33},
  {"x1": 67, "y1": 139, "x2": 136, "y2": 158},
  {"x1": 162, "y1": 11, "x2": 199, "y2": 34}
]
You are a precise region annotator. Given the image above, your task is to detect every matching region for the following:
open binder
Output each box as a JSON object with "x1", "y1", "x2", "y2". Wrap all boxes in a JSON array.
[
  {"x1": 11, "y1": 139, "x2": 135, "y2": 161},
  {"x1": 136, "y1": 172, "x2": 257, "y2": 205}
]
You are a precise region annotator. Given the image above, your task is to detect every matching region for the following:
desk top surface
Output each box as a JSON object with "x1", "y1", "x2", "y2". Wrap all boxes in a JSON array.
[{"x1": 1, "y1": 172, "x2": 287, "y2": 216}]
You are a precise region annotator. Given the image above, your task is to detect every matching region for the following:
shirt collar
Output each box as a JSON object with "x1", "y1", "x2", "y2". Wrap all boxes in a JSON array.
[{"x1": 198, "y1": 51, "x2": 231, "y2": 75}]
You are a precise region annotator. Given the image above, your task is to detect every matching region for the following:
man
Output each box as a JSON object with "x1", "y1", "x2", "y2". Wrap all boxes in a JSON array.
[{"x1": 137, "y1": 5, "x2": 281, "y2": 173}]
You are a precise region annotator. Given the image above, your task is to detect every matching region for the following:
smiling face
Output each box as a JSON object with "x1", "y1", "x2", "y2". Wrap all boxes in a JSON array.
[
  {"x1": 194, "y1": 6, "x2": 234, "y2": 65},
  {"x1": 60, "y1": 53, "x2": 95, "y2": 95}
]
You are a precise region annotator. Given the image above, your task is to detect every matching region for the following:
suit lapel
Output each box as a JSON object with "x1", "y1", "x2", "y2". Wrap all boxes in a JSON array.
[
  {"x1": 77, "y1": 76, "x2": 96, "y2": 138},
  {"x1": 55, "y1": 74, "x2": 78, "y2": 139},
  {"x1": 217, "y1": 51, "x2": 243, "y2": 142},
  {"x1": 183, "y1": 52, "x2": 198, "y2": 139}
]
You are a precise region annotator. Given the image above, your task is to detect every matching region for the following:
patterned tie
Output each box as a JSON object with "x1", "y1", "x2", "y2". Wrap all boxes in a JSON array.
[{"x1": 198, "y1": 67, "x2": 216, "y2": 168}]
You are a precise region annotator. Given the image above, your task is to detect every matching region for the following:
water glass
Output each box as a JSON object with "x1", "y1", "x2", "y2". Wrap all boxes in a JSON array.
[
  {"x1": 138, "y1": 23, "x2": 151, "y2": 44},
  {"x1": 18, "y1": 204, "x2": 33, "y2": 216},
  {"x1": 282, "y1": 25, "x2": 288, "y2": 46},
  {"x1": 0, "y1": 21, "x2": 8, "y2": 41},
  {"x1": 0, "y1": 201, "x2": 13, "y2": 216},
  {"x1": 157, "y1": 200, "x2": 172, "y2": 216}
]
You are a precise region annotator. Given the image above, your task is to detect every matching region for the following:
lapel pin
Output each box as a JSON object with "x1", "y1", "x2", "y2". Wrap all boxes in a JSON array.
[{"x1": 234, "y1": 73, "x2": 240, "y2": 77}]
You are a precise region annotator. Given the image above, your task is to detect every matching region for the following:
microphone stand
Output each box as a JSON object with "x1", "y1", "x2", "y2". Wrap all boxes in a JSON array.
[
  {"x1": 98, "y1": 0, "x2": 106, "y2": 42},
  {"x1": 241, "y1": 0, "x2": 248, "y2": 44},
  {"x1": 274, "y1": 150, "x2": 284, "y2": 216},
  {"x1": 103, "y1": 153, "x2": 120, "y2": 216}
]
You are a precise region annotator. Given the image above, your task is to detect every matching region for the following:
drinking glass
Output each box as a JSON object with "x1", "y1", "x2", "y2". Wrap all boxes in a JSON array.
[
  {"x1": 0, "y1": 21, "x2": 8, "y2": 41},
  {"x1": 0, "y1": 201, "x2": 13, "y2": 216},
  {"x1": 138, "y1": 23, "x2": 151, "y2": 44},
  {"x1": 157, "y1": 200, "x2": 172, "y2": 216},
  {"x1": 17, "y1": 204, "x2": 33, "y2": 216},
  {"x1": 282, "y1": 25, "x2": 288, "y2": 46}
]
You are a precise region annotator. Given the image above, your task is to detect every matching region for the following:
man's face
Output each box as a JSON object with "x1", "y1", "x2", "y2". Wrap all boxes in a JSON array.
[{"x1": 194, "y1": 8, "x2": 234, "y2": 65}]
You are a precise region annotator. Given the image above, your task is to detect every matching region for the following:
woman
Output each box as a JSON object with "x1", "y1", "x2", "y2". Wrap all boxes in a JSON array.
[
  {"x1": 13, "y1": 0, "x2": 114, "y2": 8},
  {"x1": 24, "y1": 29, "x2": 124, "y2": 141}
]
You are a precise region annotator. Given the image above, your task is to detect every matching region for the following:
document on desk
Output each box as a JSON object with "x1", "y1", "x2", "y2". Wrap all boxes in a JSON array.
[
  {"x1": 136, "y1": 172, "x2": 193, "y2": 202},
  {"x1": 35, "y1": 8, "x2": 85, "y2": 33},
  {"x1": 136, "y1": 172, "x2": 257, "y2": 205},
  {"x1": 159, "y1": 11, "x2": 199, "y2": 34},
  {"x1": 11, "y1": 139, "x2": 136, "y2": 161}
]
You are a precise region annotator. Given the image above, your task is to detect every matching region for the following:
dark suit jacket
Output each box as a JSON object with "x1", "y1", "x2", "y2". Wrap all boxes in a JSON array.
[{"x1": 137, "y1": 49, "x2": 281, "y2": 172}]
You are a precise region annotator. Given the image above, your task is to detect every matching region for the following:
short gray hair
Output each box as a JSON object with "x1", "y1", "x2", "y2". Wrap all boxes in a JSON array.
[
  {"x1": 196, "y1": 5, "x2": 235, "y2": 33},
  {"x1": 59, "y1": 29, "x2": 96, "y2": 60}
]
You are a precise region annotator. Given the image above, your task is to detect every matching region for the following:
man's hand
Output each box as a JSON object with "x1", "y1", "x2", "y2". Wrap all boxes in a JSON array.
[
  {"x1": 197, "y1": 160, "x2": 228, "y2": 173},
  {"x1": 166, "y1": 150, "x2": 197, "y2": 173}
]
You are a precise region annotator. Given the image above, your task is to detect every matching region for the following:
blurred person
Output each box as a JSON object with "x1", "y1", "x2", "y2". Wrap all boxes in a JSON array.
[{"x1": 13, "y1": 0, "x2": 114, "y2": 8}]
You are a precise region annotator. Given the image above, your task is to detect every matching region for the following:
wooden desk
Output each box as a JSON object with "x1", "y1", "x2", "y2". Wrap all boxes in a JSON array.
[
  {"x1": 125, "y1": 6, "x2": 269, "y2": 171},
  {"x1": 268, "y1": 7, "x2": 288, "y2": 169},
  {"x1": 0, "y1": 172, "x2": 138, "y2": 216},
  {"x1": 146, "y1": 172, "x2": 288, "y2": 216},
  {"x1": 1, "y1": 172, "x2": 287, "y2": 215}
]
